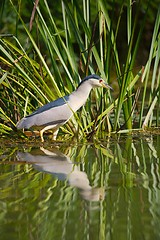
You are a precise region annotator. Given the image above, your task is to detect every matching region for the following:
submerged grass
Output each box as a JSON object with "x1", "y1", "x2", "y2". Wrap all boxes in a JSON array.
[{"x1": 0, "y1": 0, "x2": 160, "y2": 140}]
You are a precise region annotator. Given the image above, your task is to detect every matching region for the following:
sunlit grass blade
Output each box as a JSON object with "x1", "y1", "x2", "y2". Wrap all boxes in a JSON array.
[{"x1": 139, "y1": 5, "x2": 160, "y2": 127}]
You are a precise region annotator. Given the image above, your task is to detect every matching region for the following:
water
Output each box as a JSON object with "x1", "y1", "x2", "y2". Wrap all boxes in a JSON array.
[{"x1": 0, "y1": 133, "x2": 160, "y2": 240}]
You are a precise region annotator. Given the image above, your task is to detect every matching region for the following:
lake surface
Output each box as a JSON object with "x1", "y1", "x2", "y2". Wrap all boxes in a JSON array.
[{"x1": 0, "y1": 133, "x2": 160, "y2": 240}]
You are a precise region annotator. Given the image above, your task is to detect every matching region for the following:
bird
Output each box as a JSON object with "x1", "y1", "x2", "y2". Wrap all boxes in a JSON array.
[{"x1": 16, "y1": 74, "x2": 112, "y2": 142}]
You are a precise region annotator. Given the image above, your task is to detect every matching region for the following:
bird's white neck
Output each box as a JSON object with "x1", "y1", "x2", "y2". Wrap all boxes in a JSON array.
[
  {"x1": 75, "y1": 81, "x2": 93, "y2": 98},
  {"x1": 69, "y1": 82, "x2": 93, "y2": 112}
]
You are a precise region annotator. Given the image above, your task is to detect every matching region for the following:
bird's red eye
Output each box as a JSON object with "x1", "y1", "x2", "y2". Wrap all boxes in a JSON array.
[{"x1": 99, "y1": 79, "x2": 103, "y2": 83}]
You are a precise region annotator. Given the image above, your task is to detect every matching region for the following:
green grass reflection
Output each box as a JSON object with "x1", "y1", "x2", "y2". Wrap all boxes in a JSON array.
[{"x1": 0, "y1": 134, "x2": 160, "y2": 239}]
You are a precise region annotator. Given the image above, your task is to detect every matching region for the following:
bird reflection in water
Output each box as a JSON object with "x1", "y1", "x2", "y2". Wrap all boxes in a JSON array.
[{"x1": 17, "y1": 147, "x2": 104, "y2": 202}]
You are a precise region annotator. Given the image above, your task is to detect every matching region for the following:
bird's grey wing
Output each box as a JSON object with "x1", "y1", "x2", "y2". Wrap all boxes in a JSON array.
[
  {"x1": 28, "y1": 95, "x2": 69, "y2": 117},
  {"x1": 16, "y1": 95, "x2": 72, "y2": 129},
  {"x1": 32, "y1": 102, "x2": 73, "y2": 127},
  {"x1": 17, "y1": 98, "x2": 73, "y2": 129}
]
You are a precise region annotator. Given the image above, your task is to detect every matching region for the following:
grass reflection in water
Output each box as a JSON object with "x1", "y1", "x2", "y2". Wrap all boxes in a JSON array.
[{"x1": 0, "y1": 134, "x2": 160, "y2": 240}]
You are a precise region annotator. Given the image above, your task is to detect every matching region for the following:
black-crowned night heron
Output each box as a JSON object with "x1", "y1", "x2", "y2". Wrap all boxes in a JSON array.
[{"x1": 16, "y1": 74, "x2": 112, "y2": 142}]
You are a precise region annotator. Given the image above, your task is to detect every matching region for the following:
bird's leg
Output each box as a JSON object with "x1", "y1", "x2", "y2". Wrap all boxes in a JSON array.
[
  {"x1": 52, "y1": 128, "x2": 59, "y2": 140},
  {"x1": 40, "y1": 147, "x2": 55, "y2": 155},
  {"x1": 40, "y1": 129, "x2": 45, "y2": 142}
]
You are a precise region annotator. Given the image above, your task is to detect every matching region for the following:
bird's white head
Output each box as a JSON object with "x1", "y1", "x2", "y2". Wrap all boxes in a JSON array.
[{"x1": 78, "y1": 74, "x2": 113, "y2": 90}]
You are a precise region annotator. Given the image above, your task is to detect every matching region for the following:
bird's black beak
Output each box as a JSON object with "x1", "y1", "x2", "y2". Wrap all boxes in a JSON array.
[{"x1": 101, "y1": 81, "x2": 113, "y2": 91}]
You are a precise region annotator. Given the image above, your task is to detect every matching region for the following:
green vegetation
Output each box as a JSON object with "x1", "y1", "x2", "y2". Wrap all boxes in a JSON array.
[{"x1": 0, "y1": 0, "x2": 160, "y2": 140}]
